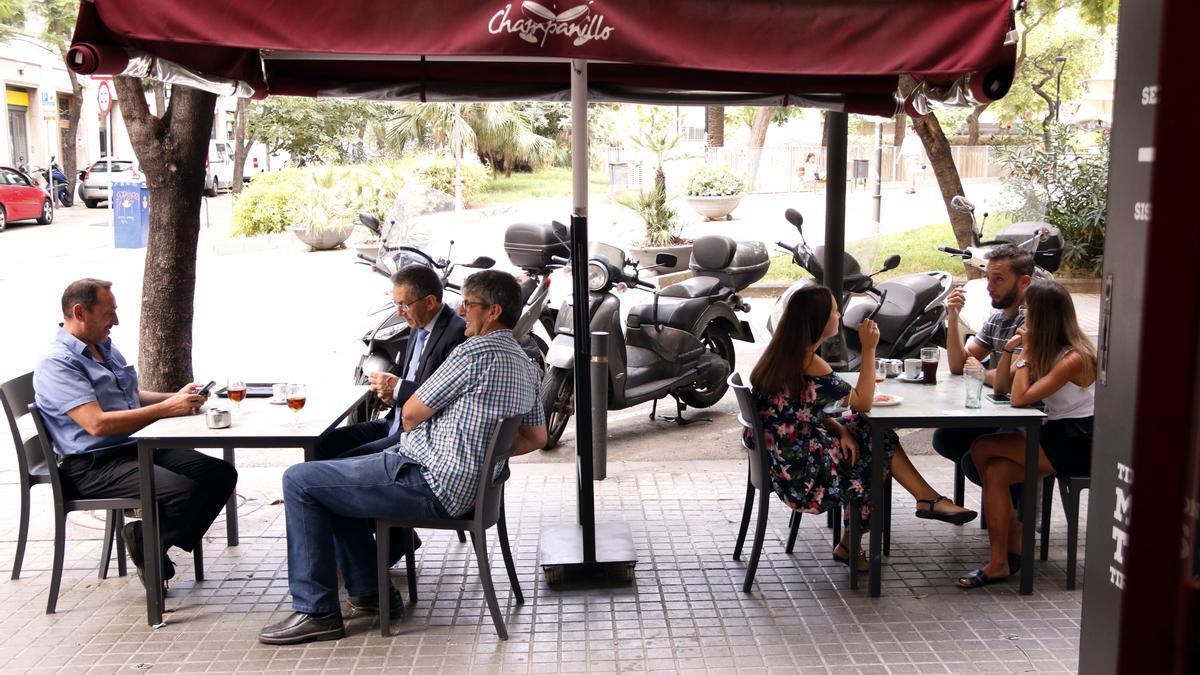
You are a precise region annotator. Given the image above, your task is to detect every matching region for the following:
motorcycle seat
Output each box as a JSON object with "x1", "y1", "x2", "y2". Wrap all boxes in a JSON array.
[
  {"x1": 659, "y1": 276, "x2": 727, "y2": 299},
  {"x1": 870, "y1": 273, "x2": 946, "y2": 336},
  {"x1": 627, "y1": 295, "x2": 710, "y2": 334}
]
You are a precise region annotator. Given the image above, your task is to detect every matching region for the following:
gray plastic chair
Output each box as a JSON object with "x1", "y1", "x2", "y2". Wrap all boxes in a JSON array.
[
  {"x1": 1038, "y1": 473, "x2": 1089, "y2": 590},
  {"x1": 375, "y1": 414, "x2": 525, "y2": 639},
  {"x1": 1, "y1": 372, "x2": 127, "y2": 586},
  {"x1": 728, "y1": 373, "x2": 865, "y2": 591}
]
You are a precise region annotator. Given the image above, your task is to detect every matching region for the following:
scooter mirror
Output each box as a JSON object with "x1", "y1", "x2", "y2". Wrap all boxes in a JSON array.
[
  {"x1": 784, "y1": 208, "x2": 804, "y2": 230},
  {"x1": 465, "y1": 256, "x2": 496, "y2": 269},
  {"x1": 881, "y1": 254, "x2": 901, "y2": 271},
  {"x1": 358, "y1": 212, "x2": 381, "y2": 235},
  {"x1": 950, "y1": 195, "x2": 975, "y2": 213},
  {"x1": 654, "y1": 252, "x2": 678, "y2": 268}
]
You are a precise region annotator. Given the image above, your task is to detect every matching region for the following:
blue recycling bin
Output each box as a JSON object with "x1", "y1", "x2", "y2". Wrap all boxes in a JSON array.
[{"x1": 112, "y1": 181, "x2": 150, "y2": 249}]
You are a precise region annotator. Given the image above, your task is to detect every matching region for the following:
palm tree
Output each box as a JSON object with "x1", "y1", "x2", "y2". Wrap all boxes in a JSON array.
[{"x1": 381, "y1": 103, "x2": 554, "y2": 176}]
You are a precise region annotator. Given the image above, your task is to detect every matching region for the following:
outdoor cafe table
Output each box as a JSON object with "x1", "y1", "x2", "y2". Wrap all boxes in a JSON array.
[
  {"x1": 130, "y1": 385, "x2": 370, "y2": 626},
  {"x1": 840, "y1": 372, "x2": 1046, "y2": 597}
]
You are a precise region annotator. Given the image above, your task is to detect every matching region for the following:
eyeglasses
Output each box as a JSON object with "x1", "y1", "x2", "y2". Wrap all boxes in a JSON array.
[
  {"x1": 393, "y1": 294, "x2": 432, "y2": 312},
  {"x1": 459, "y1": 299, "x2": 491, "y2": 311}
]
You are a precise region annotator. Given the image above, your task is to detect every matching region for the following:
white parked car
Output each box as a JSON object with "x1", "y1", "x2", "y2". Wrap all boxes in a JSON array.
[{"x1": 78, "y1": 158, "x2": 140, "y2": 208}]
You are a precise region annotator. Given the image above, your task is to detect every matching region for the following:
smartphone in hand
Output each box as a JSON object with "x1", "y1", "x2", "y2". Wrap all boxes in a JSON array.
[
  {"x1": 197, "y1": 380, "x2": 217, "y2": 397},
  {"x1": 985, "y1": 393, "x2": 1010, "y2": 405}
]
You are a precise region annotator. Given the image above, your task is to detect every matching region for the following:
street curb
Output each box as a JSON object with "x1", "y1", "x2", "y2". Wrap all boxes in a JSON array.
[
  {"x1": 209, "y1": 232, "x2": 301, "y2": 256},
  {"x1": 740, "y1": 276, "x2": 1101, "y2": 299}
]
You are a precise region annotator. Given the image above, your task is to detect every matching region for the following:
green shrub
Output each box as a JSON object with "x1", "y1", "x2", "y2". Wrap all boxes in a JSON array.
[
  {"x1": 230, "y1": 164, "x2": 410, "y2": 238},
  {"x1": 415, "y1": 155, "x2": 487, "y2": 204},
  {"x1": 685, "y1": 164, "x2": 745, "y2": 196},
  {"x1": 995, "y1": 124, "x2": 1109, "y2": 275},
  {"x1": 230, "y1": 170, "x2": 304, "y2": 237}
]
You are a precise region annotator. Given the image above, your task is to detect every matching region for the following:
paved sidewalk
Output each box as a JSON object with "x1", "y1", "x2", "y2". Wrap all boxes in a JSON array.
[{"x1": 0, "y1": 456, "x2": 1081, "y2": 674}]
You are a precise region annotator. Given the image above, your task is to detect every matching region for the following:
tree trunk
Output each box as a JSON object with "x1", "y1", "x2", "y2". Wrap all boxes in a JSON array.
[
  {"x1": 966, "y1": 103, "x2": 988, "y2": 146},
  {"x1": 745, "y1": 107, "x2": 773, "y2": 192},
  {"x1": 152, "y1": 82, "x2": 166, "y2": 118},
  {"x1": 820, "y1": 111, "x2": 830, "y2": 147},
  {"x1": 113, "y1": 77, "x2": 216, "y2": 391},
  {"x1": 62, "y1": 67, "x2": 83, "y2": 196},
  {"x1": 705, "y1": 106, "x2": 724, "y2": 148},
  {"x1": 893, "y1": 113, "x2": 906, "y2": 147},
  {"x1": 911, "y1": 112, "x2": 976, "y2": 255},
  {"x1": 232, "y1": 98, "x2": 250, "y2": 194}
]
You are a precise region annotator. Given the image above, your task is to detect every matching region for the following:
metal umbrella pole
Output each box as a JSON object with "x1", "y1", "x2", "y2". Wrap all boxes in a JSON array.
[{"x1": 538, "y1": 59, "x2": 637, "y2": 583}]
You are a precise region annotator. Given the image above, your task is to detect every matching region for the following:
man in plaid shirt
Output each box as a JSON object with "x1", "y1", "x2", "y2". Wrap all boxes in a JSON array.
[
  {"x1": 937, "y1": 244, "x2": 1034, "y2": 489},
  {"x1": 261, "y1": 270, "x2": 546, "y2": 645}
]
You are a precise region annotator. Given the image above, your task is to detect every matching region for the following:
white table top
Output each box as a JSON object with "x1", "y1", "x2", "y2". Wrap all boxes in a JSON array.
[
  {"x1": 841, "y1": 372, "x2": 1045, "y2": 423},
  {"x1": 130, "y1": 385, "x2": 370, "y2": 443}
]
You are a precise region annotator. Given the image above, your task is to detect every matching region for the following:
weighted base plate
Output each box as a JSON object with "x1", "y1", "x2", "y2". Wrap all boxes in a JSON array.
[{"x1": 539, "y1": 522, "x2": 638, "y2": 585}]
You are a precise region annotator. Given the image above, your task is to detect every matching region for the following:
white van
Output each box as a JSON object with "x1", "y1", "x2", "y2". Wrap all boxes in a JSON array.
[{"x1": 204, "y1": 140, "x2": 235, "y2": 196}]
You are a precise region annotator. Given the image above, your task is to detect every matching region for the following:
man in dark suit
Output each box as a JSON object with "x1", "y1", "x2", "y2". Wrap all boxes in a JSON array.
[{"x1": 315, "y1": 264, "x2": 466, "y2": 461}]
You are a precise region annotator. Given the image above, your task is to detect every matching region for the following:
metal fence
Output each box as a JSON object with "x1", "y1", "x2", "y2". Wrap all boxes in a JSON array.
[{"x1": 606, "y1": 144, "x2": 1006, "y2": 194}]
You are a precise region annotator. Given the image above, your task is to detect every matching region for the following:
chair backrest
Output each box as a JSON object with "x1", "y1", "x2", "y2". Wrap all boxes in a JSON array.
[
  {"x1": 26, "y1": 403, "x2": 71, "y2": 506},
  {"x1": 471, "y1": 414, "x2": 525, "y2": 527},
  {"x1": 0, "y1": 372, "x2": 48, "y2": 480},
  {"x1": 729, "y1": 372, "x2": 771, "y2": 491}
]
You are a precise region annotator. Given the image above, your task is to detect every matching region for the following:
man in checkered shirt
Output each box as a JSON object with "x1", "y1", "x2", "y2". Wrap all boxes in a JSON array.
[
  {"x1": 261, "y1": 270, "x2": 546, "y2": 645},
  {"x1": 938, "y1": 243, "x2": 1034, "y2": 489}
]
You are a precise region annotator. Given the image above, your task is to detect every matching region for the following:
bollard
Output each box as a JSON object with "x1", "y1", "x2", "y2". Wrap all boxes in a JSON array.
[{"x1": 590, "y1": 331, "x2": 609, "y2": 481}]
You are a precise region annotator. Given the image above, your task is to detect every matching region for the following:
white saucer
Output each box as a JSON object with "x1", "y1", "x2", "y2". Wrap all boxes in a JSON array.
[
  {"x1": 873, "y1": 394, "x2": 904, "y2": 407},
  {"x1": 268, "y1": 397, "x2": 288, "y2": 405},
  {"x1": 893, "y1": 375, "x2": 925, "y2": 383}
]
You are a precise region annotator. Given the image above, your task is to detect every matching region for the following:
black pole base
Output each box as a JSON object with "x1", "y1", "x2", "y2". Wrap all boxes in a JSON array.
[{"x1": 539, "y1": 521, "x2": 638, "y2": 586}]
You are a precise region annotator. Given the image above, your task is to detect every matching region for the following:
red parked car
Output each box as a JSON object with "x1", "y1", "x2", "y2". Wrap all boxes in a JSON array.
[{"x1": 0, "y1": 166, "x2": 53, "y2": 232}]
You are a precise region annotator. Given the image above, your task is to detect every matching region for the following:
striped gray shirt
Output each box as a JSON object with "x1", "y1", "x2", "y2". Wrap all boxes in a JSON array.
[{"x1": 971, "y1": 308, "x2": 1025, "y2": 367}]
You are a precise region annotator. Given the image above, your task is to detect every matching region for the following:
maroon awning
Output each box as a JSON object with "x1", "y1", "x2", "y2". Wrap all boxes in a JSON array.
[{"x1": 69, "y1": 0, "x2": 1016, "y2": 114}]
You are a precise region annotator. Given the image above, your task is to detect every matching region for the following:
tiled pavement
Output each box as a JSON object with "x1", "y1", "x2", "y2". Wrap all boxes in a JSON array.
[{"x1": 0, "y1": 456, "x2": 1083, "y2": 674}]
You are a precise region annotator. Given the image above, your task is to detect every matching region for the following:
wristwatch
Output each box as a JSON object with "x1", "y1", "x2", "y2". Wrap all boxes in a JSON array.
[{"x1": 1015, "y1": 358, "x2": 1029, "y2": 369}]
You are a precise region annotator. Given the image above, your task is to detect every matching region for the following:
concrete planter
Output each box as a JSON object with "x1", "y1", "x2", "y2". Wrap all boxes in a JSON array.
[
  {"x1": 628, "y1": 243, "x2": 693, "y2": 275},
  {"x1": 686, "y1": 194, "x2": 743, "y2": 221},
  {"x1": 291, "y1": 223, "x2": 355, "y2": 250}
]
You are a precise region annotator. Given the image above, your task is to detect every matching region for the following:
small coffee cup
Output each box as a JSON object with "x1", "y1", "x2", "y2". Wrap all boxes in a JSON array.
[
  {"x1": 903, "y1": 359, "x2": 922, "y2": 379},
  {"x1": 272, "y1": 383, "x2": 287, "y2": 400},
  {"x1": 885, "y1": 359, "x2": 904, "y2": 378}
]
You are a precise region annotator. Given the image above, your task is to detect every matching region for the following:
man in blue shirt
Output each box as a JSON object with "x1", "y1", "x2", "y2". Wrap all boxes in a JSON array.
[
  {"x1": 34, "y1": 279, "x2": 238, "y2": 588},
  {"x1": 258, "y1": 270, "x2": 546, "y2": 645}
]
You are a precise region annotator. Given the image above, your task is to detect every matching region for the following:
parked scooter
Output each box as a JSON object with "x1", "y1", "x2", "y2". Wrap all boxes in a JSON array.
[
  {"x1": 939, "y1": 195, "x2": 1062, "y2": 339},
  {"x1": 29, "y1": 162, "x2": 72, "y2": 207},
  {"x1": 768, "y1": 208, "x2": 952, "y2": 372},
  {"x1": 539, "y1": 235, "x2": 764, "y2": 448}
]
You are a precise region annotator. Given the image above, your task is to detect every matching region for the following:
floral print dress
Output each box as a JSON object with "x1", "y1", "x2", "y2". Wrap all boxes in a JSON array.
[{"x1": 746, "y1": 373, "x2": 898, "y2": 530}]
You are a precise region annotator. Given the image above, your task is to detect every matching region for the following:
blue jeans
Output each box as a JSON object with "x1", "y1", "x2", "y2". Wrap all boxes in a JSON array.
[{"x1": 282, "y1": 451, "x2": 450, "y2": 614}]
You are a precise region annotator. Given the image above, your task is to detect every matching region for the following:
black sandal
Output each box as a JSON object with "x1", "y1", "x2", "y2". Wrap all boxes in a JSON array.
[
  {"x1": 957, "y1": 566, "x2": 1013, "y2": 589},
  {"x1": 915, "y1": 496, "x2": 978, "y2": 525}
]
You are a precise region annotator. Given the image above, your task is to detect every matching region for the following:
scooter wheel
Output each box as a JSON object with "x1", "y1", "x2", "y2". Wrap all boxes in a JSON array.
[{"x1": 541, "y1": 366, "x2": 573, "y2": 449}]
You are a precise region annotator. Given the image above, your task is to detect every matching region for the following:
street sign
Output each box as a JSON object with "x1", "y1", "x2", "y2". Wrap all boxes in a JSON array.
[
  {"x1": 40, "y1": 90, "x2": 54, "y2": 109},
  {"x1": 97, "y1": 80, "x2": 112, "y2": 115}
]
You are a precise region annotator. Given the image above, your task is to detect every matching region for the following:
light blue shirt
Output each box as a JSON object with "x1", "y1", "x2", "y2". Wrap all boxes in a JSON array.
[{"x1": 33, "y1": 327, "x2": 141, "y2": 456}]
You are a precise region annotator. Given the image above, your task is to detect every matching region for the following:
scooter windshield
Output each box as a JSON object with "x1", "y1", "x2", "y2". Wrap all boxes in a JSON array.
[{"x1": 384, "y1": 183, "x2": 457, "y2": 250}]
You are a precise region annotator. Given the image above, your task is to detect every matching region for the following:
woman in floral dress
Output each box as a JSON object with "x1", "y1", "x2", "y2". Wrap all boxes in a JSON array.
[{"x1": 748, "y1": 285, "x2": 976, "y2": 570}]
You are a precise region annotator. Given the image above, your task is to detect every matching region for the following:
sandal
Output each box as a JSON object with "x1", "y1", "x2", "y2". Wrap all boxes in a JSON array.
[
  {"x1": 832, "y1": 545, "x2": 870, "y2": 573},
  {"x1": 957, "y1": 566, "x2": 1013, "y2": 589},
  {"x1": 915, "y1": 496, "x2": 978, "y2": 525}
]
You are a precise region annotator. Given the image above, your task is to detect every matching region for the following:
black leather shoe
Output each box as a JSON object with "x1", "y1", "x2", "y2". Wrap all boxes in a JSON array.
[
  {"x1": 386, "y1": 530, "x2": 423, "y2": 568},
  {"x1": 258, "y1": 611, "x2": 346, "y2": 645},
  {"x1": 347, "y1": 587, "x2": 404, "y2": 618},
  {"x1": 122, "y1": 521, "x2": 174, "y2": 590}
]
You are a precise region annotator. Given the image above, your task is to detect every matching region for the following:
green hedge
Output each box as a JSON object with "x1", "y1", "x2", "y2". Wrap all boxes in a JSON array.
[
  {"x1": 414, "y1": 155, "x2": 487, "y2": 203},
  {"x1": 231, "y1": 163, "x2": 410, "y2": 238}
]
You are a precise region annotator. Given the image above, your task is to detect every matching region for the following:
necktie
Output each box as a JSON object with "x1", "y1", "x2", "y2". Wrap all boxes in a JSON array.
[
  {"x1": 405, "y1": 328, "x2": 428, "y2": 381},
  {"x1": 390, "y1": 328, "x2": 428, "y2": 436}
]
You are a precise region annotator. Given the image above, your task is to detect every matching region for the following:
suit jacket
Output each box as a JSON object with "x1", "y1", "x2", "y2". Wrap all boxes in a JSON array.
[{"x1": 388, "y1": 302, "x2": 467, "y2": 414}]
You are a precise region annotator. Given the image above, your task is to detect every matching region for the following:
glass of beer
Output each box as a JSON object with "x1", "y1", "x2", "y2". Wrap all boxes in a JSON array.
[
  {"x1": 874, "y1": 358, "x2": 887, "y2": 384},
  {"x1": 286, "y1": 383, "x2": 307, "y2": 425},
  {"x1": 227, "y1": 379, "x2": 247, "y2": 412}
]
